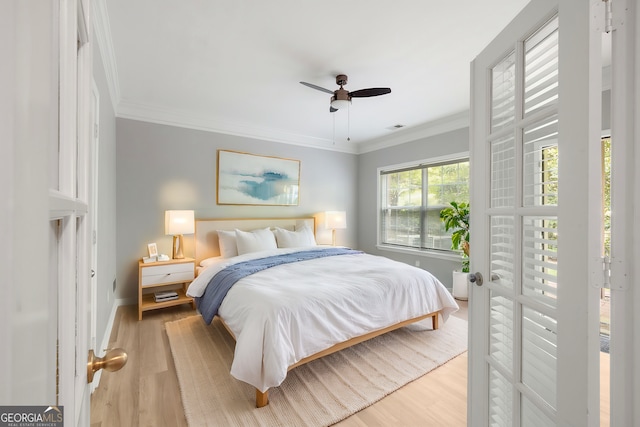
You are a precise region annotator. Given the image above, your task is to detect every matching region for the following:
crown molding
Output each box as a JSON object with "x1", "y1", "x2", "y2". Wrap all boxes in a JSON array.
[
  {"x1": 92, "y1": 0, "x2": 121, "y2": 113},
  {"x1": 116, "y1": 99, "x2": 470, "y2": 156},
  {"x1": 356, "y1": 110, "x2": 470, "y2": 154},
  {"x1": 116, "y1": 100, "x2": 359, "y2": 154}
]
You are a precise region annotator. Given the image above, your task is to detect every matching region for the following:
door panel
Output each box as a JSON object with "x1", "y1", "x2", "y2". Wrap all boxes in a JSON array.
[
  {"x1": 470, "y1": 1, "x2": 602, "y2": 425},
  {"x1": 2, "y1": 0, "x2": 60, "y2": 406}
]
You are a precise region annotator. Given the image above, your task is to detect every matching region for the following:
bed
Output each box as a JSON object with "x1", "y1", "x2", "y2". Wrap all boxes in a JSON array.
[{"x1": 186, "y1": 217, "x2": 459, "y2": 407}]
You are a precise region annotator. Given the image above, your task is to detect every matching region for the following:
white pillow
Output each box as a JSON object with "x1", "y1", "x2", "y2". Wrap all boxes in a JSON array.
[
  {"x1": 199, "y1": 256, "x2": 225, "y2": 267},
  {"x1": 273, "y1": 225, "x2": 317, "y2": 248},
  {"x1": 235, "y1": 228, "x2": 277, "y2": 255},
  {"x1": 217, "y1": 230, "x2": 238, "y2": 258}
]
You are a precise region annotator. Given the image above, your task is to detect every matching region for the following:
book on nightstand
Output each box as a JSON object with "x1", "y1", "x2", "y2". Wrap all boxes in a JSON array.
[{"x1": 154, "y1": 290, "x2": 179, "y2": 302}]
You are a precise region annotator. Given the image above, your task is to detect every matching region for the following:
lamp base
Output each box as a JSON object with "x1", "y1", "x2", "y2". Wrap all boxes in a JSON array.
[
  {"x1": 331, "y1": 229, "x2": 336, "y2": 246},
  {"x1": 172, "y1": 235, "x2": 185, "y2": 259}
]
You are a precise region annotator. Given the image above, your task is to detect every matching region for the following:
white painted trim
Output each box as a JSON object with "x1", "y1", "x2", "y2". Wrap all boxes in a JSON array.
[
  {"x1": 556, "y1": 1, "x2": 602, "y2": 424},
  {"x1": 377, "y1": 151, "x2": 470, "y2": 173},
  {"x1": 117, "y1": 100, "x2": 358, "y2": 154},
  {"x1": 92, "y1": 0, "x2": 120, "y2": 113},
  {"x1": 375, "y1": 244, "x2": 462, "y2": 262},
  {"x1": 75, "y1": 0, "x2": 95, "y2": 423},
  {"x1": 357, "y1": 110, "x2": 469, "y2": 154},
  {"x1": 90, "y1": 298, "x2": 118, "y2": 393},
  {"x1": 90, "y1": 79, "x2": 100, "y2": 395},
  {"x1": 608, "y1": 1, "x2": 638, "y2": 425},
  {"x1": 115, "y1": 97, "x2": 470, "y2": 155},
  {"x1": 57, "y1": 0, "x2": 81, "y2": 422},
  {"x1": 117, "y1": 297, "x2": 138, "y2": 307}
]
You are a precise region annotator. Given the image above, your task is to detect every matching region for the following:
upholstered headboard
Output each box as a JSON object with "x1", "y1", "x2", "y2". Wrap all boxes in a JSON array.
[{"x1": 194, "y1": 217, "x2": 316, "y2": 265}]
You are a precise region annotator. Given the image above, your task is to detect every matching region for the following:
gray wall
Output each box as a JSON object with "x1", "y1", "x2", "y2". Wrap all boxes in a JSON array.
[
  {"x1": 357, "y1": 127, "x2": 470, "y2": 288},
  {"x1": 116, "y1": 119, "x2": 358, "y2": 301},
  {"x1": 93, "y1": 37, "x2": 118, "y2": 347}
]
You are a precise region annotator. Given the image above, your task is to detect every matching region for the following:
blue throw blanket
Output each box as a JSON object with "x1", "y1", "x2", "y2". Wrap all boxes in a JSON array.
[{"x1": 196, "y1": 248, "x2": 362, "y2": 324}]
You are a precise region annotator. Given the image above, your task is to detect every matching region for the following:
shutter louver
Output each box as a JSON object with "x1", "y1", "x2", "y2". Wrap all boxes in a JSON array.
[
  {"x1": 491, "y1": 51, "x2": 516, "y2": 133},
  {"x1": 491, "y1": 135, "x2": 516, "y2": 208},
  {"x1": 522, "y1": 307, "x2": 557, "y2": 408},
  {"x1": 489, "y1": 366, "x2": 513, "y2": 427},
  {"x1": 524, "y1": 17, "x2": 559, "y2": 116}
]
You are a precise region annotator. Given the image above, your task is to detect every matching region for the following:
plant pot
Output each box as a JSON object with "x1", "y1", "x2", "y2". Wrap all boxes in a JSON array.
[{"x1": 452, "y1": 271, "x2": 469, "y2": 301}]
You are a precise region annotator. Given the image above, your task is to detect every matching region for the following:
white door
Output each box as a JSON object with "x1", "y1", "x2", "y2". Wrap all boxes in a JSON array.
[
  {"x1": 53, "y1": 0, "x2": 94, "y2": 424},
  {"x1": 1, "y1": 0, "x2": 61, "y2": 407},
  {"x1": 71, "y1": 0, "x2": 94, "y2": 423},
  {"x1": 469, "y1": 0, "x2": 603, "y2": 425},
  {"x1": 1, "y1": 1, "x2": 94, "y2": 424}
]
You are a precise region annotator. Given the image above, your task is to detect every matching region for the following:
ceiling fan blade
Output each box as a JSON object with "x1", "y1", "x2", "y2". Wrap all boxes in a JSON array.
[
  {"x1": 330, "y1": 106, "x2": 338, "y2": 113},
  {"x1": 349, "y1": 87, "x2": 391, "y2": 98},
  {"x1": 300, "y1": 81, "x2": 334, "y2": 94}
]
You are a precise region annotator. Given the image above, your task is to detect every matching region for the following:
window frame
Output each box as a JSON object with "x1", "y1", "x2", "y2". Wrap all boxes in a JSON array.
[{"x1": 376, "y1": 151, "x2": 469, "y2": 260}]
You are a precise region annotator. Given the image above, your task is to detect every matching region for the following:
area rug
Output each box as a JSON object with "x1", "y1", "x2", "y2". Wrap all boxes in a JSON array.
[{"x1": 166, "y1": 314, "x2": 467, "y2": 427}]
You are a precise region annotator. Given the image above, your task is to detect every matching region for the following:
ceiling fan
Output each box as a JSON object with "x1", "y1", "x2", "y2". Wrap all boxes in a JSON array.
[{"x1": 300, "y1": 74, "x2": 391, "y2": 112}]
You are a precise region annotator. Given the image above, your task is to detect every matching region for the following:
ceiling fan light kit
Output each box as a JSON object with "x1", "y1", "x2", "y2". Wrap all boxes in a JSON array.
[
  {"x1": 300, "y1": 74, "x2": 391, "y2": 112},
  {"x1": 330, "y1": 94, "x2": 351, "y2": 110}
]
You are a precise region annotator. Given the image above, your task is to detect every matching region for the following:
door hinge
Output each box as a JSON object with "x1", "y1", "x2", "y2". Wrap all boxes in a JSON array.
[
  {"x1": 94, "y1": 123, "x2": 99, "y2": 139},
  {"x1": 598, "y1": 255, "x2": 628, "y2": 290},
  {"x1": 593, "y1": 255, "x2": 611, "y2": 289}
]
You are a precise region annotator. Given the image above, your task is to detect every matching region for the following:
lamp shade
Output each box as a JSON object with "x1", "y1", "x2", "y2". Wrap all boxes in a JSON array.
[
  {"x1": 324, "y1": 211, "x2": 347, "y2": 230},
  {"x1": 165, "y1": 210, "x2": 195, "y2": 235}
]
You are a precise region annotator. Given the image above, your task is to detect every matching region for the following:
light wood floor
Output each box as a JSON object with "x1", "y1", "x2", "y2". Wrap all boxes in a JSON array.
[{"x1": 90, "y1": 300, "x2": 610, "y2": 426}]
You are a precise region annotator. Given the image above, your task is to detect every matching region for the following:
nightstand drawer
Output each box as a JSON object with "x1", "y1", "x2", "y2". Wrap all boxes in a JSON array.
[{"x1": 141, "y1": 262, "x2": 194, "y2": 287}]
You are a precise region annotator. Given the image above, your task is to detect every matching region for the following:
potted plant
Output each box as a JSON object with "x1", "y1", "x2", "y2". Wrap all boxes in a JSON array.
[{"x1": 440, "y1": 201, "x2": 470, "y2": 300}]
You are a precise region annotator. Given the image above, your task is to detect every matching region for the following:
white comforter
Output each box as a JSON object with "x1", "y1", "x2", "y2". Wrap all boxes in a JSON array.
[{"x1": 187, "y1": 247, "x2": 458, "y2": 392}]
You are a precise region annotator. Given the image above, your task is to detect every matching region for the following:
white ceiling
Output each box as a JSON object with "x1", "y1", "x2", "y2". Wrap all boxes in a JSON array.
[{"x1": 99, "y1": 0, "x2": 530, "y2": 153}]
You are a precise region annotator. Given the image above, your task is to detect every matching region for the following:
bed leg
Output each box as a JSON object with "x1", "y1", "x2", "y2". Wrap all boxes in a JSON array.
[
  {"x1": 432, "y1": 313, "x2": 439, "y2": 330},
  {"x1": 256, "y1": 389, "x2": 269, "y2": 408}
]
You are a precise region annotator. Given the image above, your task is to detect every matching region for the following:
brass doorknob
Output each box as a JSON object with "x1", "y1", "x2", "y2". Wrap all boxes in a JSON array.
[{"x1": 87, "y1": 348, "x2": 128, "y2": 383}]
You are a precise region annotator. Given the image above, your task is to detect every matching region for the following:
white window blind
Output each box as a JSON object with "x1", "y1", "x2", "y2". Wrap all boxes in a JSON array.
[{"x1": 379, "y1": 158, "x2": 469, "y2": 252}]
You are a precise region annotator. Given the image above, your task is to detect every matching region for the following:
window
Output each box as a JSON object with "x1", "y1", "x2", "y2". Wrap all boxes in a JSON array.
[{"x1": 379, "y1": 156, "x2": 469, "y2": 253}]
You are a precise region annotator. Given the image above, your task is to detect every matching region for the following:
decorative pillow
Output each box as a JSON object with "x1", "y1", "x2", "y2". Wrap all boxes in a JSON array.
[
  {"x1": 273, "y1": 225, "x2": 317, "y2": 248},
  {"x1": 235, "y1": 228, "x2": 277, "y2": 255},
  {"x1": 217, "y1": 230, "x2": 238, "y2": 258}
]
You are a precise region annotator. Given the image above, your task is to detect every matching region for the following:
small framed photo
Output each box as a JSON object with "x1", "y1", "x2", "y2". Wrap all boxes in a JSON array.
[{"x1": 147, "y1": 243, "x2": 158, "y2": 258}]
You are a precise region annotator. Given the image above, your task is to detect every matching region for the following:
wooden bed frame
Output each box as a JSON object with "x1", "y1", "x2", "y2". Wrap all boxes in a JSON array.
[{"x1": 194, "y1": 217, "x2": 442, "y2": 408}]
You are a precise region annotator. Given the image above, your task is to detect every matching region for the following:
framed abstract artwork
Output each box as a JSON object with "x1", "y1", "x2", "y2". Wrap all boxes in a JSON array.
[{"x1": 217, "y1": 150, "x2": 300, "y2": 206}]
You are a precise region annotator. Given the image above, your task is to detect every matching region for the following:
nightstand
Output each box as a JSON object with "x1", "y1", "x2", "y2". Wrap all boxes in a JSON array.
[{"x1": 138, "y1": 257, "x2": 196, "y2": 320}]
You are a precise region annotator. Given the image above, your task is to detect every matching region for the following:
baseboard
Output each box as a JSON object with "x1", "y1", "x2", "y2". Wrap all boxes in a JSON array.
[
  {"x1": 118, "y1": 296, "x2": 137, "y2": 306},
  {"x1": 90, "y1": 297, "x2": 133, "y2": 392}
]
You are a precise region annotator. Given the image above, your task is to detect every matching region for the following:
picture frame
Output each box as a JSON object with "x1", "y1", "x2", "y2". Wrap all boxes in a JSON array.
[
  {"x1": 217, "y1": 150, "x2": 300, "y2": 206},
  {"x1": 147, "y1": 243, "x2": 158, "y2": 258}
]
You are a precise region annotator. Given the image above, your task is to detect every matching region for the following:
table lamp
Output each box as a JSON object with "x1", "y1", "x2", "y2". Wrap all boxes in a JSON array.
[
  {"x1": 165, "y1": 210, "x2": 194, "y2": 259},
  {"x1": 324, "y1": 211, "x2": 347, "y2": 246}
]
